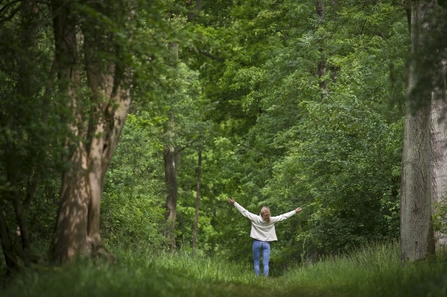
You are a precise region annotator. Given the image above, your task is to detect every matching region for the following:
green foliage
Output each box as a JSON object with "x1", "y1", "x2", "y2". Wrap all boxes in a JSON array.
[
  {"x1": 270, "y1": 95, "x2": 403, "y2": 254},
  {"x1": 102, "y1": 114, "x2": 167, "y2": 250},
  {"x1": 187, "y1": 0, "x2": 408, "y2": 266},
  {"x1": 278, "y1": 242, "x2": 447, "y2": 297},
  {"x1": 0, "y1": 0, "x2": 436, "y2": 281},
  {"x1": 0, "y1": 0, "x2": 71, "y2": 268},
  {"x1": 3, "y1": 243, "x2": 447, "y2": 297},
  {"x1": 0, "y1": 0, "x2": 183, "y2": 270}
]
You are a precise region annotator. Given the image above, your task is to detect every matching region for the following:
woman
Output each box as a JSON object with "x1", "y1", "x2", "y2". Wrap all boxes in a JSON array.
[{"x1": 227, "y1": 198, "x2": 302, "y2": 277}]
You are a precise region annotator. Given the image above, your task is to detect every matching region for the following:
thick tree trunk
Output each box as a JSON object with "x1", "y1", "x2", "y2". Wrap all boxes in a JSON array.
[
  {"x1": 400, "y1": 104, "x2": 432, "y2": 263},
  {"x1": 83, "y1": 16, "x2": 131, "y2": 255},
  {"x1": 49, "y1": 0, "x2": 87, "y2": 263},
  {"x1": 400, "y1": 0, "x2": 434, "y2": 263},
  {"x1": 51, "y1": 147, "x2": 90, "y2": 262},
  {"x1": 430, "y1": 61, "x2": 447, "y2": 249},
  {"x1": 50, "y1": 0, "x2": 131, "y2": 263},
  {"x1": 51, "y1": 98, "x2": 129, "y2": 263}
]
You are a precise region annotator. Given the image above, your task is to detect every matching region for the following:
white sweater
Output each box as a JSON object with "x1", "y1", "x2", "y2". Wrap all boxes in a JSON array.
[{"x1": 234, "y1": 202, "x2": 296, "y2": 242}]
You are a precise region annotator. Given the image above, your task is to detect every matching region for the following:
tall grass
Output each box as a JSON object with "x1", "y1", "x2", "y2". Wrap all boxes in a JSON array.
[
  {"x1": 276, "y1": 243, "x2": 447, "y2": 297},
  {"x1": 1, "y1": 248, "x2": 266, "y2": 297},
  {"x1": 2, "y1": 242, "x2": 447, "y2": 297}
]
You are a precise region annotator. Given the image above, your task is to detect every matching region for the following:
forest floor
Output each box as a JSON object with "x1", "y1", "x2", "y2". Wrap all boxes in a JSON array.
[{"x1": 1, "y1": 243, "x2": 447, "y2": 297}]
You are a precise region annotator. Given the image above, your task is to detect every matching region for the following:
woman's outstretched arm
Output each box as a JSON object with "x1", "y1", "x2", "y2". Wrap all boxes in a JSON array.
[
  {"x1": 227, "y1": 198, "x2": 261, "y2": 222},
  {"x1": 270, "y1": 207, "x2": 303, "y2": 223}
]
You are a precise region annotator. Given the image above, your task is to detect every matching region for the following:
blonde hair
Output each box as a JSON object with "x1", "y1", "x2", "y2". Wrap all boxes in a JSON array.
[{"x1": 260, "y1": 206, "x2": 271, "y2": 223}]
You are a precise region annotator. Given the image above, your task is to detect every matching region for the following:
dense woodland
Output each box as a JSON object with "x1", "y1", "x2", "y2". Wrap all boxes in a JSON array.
[{"x1": 1, "y1": 0, "x2": 447, "y2": 279}]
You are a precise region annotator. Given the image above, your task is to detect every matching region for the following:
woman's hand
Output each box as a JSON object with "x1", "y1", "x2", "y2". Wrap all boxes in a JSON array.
[
  {"x1": 295, "y1": 207, "x2": 302, "y2": 213},
  {"x1": 228, "y1": 198, "x2": 235, "y2": 204}
]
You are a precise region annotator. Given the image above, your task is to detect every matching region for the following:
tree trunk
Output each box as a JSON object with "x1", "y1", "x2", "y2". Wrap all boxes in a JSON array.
[
  {"x1": 430, "y1": 59, "x2": 447, "y2": 249},
  {"x1": 400, "y1": 103, "x2": 432, "y2": 263},
  {"x1": 400, "y1": 0, "x2": 434, "y2": 263},
  {"x1": 164, "y1": 144, "x2": 179, "y2": 250},
  {"x1": 162, "y1": 0, "x2": 204, "y2": 252},
  {"x1": 163, "y1": 39, "x2": 180, "y2": 251},
  {"x1": 316, "y1": 0, "x2": 328, "y2": 95},
  {"x1": 49, "y1": 0, "x2": 131, "y2": 263},
  {"x1": 51, "y1": 147, "x2": 90, "y2": 262},
  {"x1": 3, "y1": 148, "x2": 33, "y2": 267},
  {"x1": 192, "y1": 149, "x2": 202, "y2": 256},
  {"x1": 11, "y1": 189, "x2": 31, "y2": 266},
  {"x1": 49, "y1": 0, "x2": 86, "y2": 262},
  {"x1": 0, "y1": 205, "x2": 20, "y2": 276}
]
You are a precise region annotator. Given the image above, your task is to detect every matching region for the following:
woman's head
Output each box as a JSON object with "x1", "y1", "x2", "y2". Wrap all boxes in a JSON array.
[{"x1": 260, "y1": 206, "x2": 271, "y2": 223}]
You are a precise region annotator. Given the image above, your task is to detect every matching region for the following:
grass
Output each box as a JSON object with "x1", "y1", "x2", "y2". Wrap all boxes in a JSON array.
[
  {"x1": 2, "y1": 243, "x2": 447, "y2": 297},
  {"x1": 277, "y1": 243, "x2": 447, "y2": 297}
]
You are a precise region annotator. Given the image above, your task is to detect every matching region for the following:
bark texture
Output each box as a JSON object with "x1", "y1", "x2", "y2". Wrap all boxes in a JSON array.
[
  {"x1": 400, "y1": 103, "x2": 432, "y2": 262},
  {"x1": 400, "y1": 0, "x2": 435, "y2": 263},
  {"x1": 49, "y1": 0, "x2": 132, "y2": 263},
  {"x1": 430, "y1": 59, "x2": 447, "y2": 249},
  {"x1": 164, "y1": 144, "x2": 179, "y2": 250}
]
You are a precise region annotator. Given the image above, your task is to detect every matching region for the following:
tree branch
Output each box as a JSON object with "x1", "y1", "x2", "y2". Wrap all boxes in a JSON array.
[
  {"x1": 0, "y1": 1, "x2": 21, "y2": 24},
  {"x1": 197, "y1": 48, "x2": 223, "y2": 61}
]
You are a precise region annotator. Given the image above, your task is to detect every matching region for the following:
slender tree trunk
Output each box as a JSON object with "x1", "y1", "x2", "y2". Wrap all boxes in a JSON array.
[
  {"x1": 0, "y1": 205, "x2": 20, "y2": 276},
  {"x1": 316, "y1": 0, "x2": 328, "y2": 95},
  {"x1": 163, "y1": 40, "x2": 180, "y2": 251},
  {"x1": 11, "y1": 190, "x2": 31, "y2": 266},
  {"x1": 164, "y1": 144, "x2": 179, "y2": 250},
  {"x1": 192, "y1": 149, "x2": 202, "y2": 256},
  {"x1": 400, "y1": 0, "x2": 434, "y2": 263},
  {"x1": 3, "y1": 147, "x2": 33, "y2": 267},
  {"x1": 162, "y1": 0, "x2": 204, "y2": 252}
]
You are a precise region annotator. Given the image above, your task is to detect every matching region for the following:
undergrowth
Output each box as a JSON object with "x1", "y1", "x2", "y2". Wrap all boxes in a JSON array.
[{"x1": 2, "y1": 242, "x2": 447, "y2": 297}]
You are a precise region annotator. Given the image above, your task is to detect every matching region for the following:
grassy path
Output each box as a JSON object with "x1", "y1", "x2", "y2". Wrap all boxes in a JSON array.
[{"x1": 2, "y1": 243, "x2": 447, "y2": 297}]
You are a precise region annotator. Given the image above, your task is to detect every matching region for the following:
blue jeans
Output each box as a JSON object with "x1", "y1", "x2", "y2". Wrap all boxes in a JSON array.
[{"x1": 252, "y1": 240, "x2": 271, "y2": 276}]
